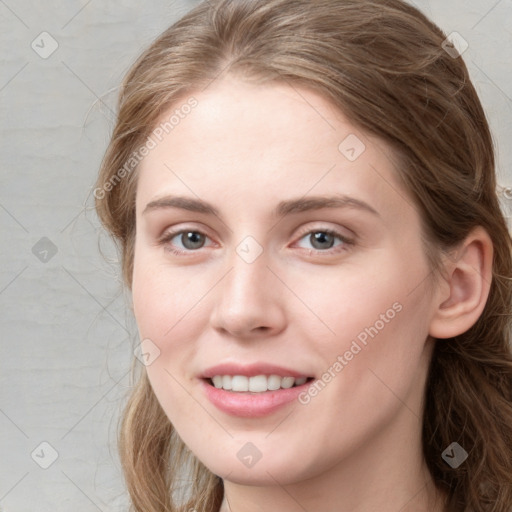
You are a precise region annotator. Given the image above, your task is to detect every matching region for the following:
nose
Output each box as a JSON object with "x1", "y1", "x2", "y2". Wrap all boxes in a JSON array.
[{"x1": 209, "y1": 247, "x2": 287, "y2": 339}]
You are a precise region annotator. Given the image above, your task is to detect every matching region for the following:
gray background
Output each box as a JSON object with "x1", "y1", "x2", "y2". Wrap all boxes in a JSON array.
[{"x1": 0, "y1": 1, "x2": 511, "y2": 511}]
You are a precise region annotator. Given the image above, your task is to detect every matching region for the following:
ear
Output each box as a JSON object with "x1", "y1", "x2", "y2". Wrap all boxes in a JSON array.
[{"x1": 428, "y1": 226, "x2": 493, "y2": 339}]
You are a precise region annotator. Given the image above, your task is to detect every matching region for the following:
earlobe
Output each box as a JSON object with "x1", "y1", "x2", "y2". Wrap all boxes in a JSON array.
[{"x1": 428, "y1": 227, "x2": 493, "y2": 339}]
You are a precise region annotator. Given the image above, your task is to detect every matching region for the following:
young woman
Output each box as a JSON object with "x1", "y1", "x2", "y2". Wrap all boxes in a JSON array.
[{"x1": 94, "y1": 0, "x2": 512, "y2": 510}]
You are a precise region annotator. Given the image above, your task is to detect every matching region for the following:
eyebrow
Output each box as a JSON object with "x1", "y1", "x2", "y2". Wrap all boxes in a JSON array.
[
  {"x1": 275, "y1": 195, "x2": 380, "y2": 217},
  {"x1": 142, "y1": 194, "x2": 380, "y2": 218},
  {"x1": 143, "y1": 195, "x2": 219, "y2": 216}
]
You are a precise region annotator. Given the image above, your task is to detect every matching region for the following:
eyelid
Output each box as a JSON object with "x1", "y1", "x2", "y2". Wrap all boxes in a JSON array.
[
  {"x1": 158, "y1": 229, "x2": 206, "y2": 243},
  {"x1": 157, "y1": 223, "x2": 213, "y2": 242},
  {"x1": 293, "y1": 223, "x2": 354, "y2": 240},
  {"x1": 157, "y1": 225, "x2": 216, "y2": 254},
  {"x1": 291, "y1": 225, "x2": 355, "y2": 254}
]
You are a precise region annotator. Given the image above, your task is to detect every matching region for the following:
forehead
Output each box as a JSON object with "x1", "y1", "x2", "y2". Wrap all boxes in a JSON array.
[{"x1": 135, "y1": 76, "x2": 412, "y2": 221}]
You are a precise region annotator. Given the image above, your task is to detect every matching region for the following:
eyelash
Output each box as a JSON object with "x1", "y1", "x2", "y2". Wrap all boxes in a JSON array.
[
  {"x1": 158, "y1": 229, "x2": 213, "y2": 256},
  {"x1": 294, "y1": 227, "x2": 354, "y2": 254},
  {"x1": 158, "y1": 226, "x2": 354, "y2": 257}
]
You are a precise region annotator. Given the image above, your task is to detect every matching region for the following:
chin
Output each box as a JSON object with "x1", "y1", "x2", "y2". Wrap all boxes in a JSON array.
[{"x1": 195, "y1": 447, "x2": 317, "y2": 487}]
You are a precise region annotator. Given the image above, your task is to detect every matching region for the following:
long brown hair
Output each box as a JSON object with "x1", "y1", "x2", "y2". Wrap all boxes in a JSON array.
[{"x1": 95, "y1": 0, "x2": 512, "y2": 510}]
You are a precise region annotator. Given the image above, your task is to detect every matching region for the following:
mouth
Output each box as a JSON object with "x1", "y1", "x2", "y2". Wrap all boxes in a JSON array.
[
  {"x1": 201, "y1": 374, "x2": 315, "y2": 417},
  {"x1": 205, "y1": 375, "x2": 315, "y2": 393}
]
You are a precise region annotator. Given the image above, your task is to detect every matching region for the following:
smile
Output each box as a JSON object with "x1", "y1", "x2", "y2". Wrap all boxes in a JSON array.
[
  {"x1": 201, "y1": 376, "x2": 314, "y2": 417},
  {"x1": 209, "y1": 374, "x2": 310, "y2": 392}
]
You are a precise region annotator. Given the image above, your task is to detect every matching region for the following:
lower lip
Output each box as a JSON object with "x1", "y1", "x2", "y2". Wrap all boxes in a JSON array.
[{"x1": 201, "y1": 379, "x2": 312, "y2": 417}]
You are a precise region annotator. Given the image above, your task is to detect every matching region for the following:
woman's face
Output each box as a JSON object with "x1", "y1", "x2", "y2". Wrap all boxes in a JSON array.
[{"x1": 132, "y1": 76, "x2": 439, "y2": 485}]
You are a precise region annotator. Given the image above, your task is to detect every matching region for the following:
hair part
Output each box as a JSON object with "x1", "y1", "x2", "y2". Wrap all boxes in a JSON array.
[{"x1": 95, "y1": 0, "x2": 512, "y2": 510}]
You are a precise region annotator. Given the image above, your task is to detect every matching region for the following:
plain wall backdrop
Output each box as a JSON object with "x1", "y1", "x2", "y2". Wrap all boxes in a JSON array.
[{"x1": 0, "y1": 1, "x2": 511, "y2": 511}]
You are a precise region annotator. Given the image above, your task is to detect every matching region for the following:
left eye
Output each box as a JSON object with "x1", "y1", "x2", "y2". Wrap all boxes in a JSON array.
[{"x1": 296, "y1": 230, "x2": 349, "y2": 251}]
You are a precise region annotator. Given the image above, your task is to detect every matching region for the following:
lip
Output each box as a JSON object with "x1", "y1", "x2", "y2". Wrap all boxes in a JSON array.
[
  {"x1": 201, "y1": 362, "x2": 310, "y2": 379},
  {"x1": 200, "y1": 362, "x2": 315, "y2": 417},
  {"x1": 200, "y1": 378, "x2": 313, "y2": 417}
]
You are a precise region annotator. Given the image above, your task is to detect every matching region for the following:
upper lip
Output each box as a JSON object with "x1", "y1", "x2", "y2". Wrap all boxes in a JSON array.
[{"x1": 201, "y1": 362, "x2": 312, "y2": 379}]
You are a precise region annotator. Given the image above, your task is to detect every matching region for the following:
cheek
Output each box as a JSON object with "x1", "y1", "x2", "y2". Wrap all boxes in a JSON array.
[
  {"x1": 132, "y1": 244, "x2": 206, "y2": 341},
  {"x1": 294, "y1": 248, "x2": 432, "y2": 395},
  {"x1": 290, "y1": 256, "x2": 418, "y2": 344},
  {"x1": 281, "y1": 261, "x2": 432, "y2": 465},
  {"x1": 131, "y1": 247, "x2": 221, "y2": 388},
  {"x1": 132, "y1": 257, "x2": 208, "y2": 424}
]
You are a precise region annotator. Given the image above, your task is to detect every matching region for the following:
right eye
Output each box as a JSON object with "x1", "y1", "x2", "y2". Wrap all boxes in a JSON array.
[{"x1": 159, "y1": 229, "x2": 214, "y2": 255}]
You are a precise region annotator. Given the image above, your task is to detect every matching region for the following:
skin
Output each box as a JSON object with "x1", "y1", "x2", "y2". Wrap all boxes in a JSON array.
[{"x1": 132, "y1": 75, "x2": 492, "y2": 512}]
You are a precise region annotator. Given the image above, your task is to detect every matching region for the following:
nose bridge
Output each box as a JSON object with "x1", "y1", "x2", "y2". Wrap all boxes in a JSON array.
[
  {"x1": 224, "y1": 243, "x2": 270, "y2": 306},
  {"x1": 210, "y1": 238, "x2": 286, "y2": 336}
]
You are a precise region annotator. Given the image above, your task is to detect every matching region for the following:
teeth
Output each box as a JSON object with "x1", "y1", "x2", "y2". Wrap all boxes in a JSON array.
[
  {"x1": 281, "y1": 376, "x2": 295, "y2": 389},
  {"x1": 249, "y1": 375, "x2": 267, "y2": 392},
  {"x1": 267, "y1": 374, "x2": 281, "y2": 391},
  {"x1": 222, "y1": 375, "x2": 232, "y2": 390},
  {"x1": 210, "y1": 374, "x2": 309, "y2": 392},
  {"x1": 231, "y1": 375, "x2": 249, "y2": 392}
]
